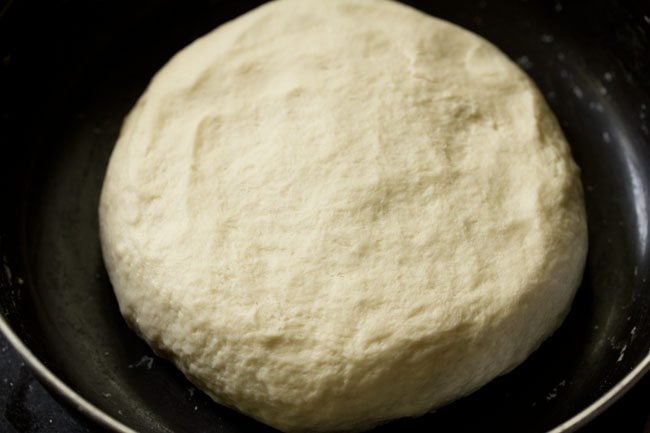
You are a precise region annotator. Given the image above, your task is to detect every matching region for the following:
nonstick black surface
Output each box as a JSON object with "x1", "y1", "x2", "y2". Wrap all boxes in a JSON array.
[{"x1": 0, "y1": 1, "x2": 649, "y2": 432}]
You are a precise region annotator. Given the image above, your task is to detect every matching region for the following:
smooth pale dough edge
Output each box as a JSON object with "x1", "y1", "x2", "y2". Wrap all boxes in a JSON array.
[{"x1": 99, "y1": 0, "x2": 588, "y2": 431}]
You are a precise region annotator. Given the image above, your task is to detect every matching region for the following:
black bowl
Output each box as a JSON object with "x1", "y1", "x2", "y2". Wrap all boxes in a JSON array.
[{"x1": 0, "y1": 1, "x2": 649, "y2": 432}]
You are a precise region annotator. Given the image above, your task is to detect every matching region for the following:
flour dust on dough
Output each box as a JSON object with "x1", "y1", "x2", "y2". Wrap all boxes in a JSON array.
[{"x1": 99, "y1": 0, "x2": 588, "y2": 431}]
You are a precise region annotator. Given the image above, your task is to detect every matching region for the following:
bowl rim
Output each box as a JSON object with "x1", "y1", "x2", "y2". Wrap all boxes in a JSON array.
[
  {"x1": 0, "y1": 313, "x2": 648, "y2": 433},
  {"x1": 0, "y1": 315, "x2": 136, "y2": 433}
]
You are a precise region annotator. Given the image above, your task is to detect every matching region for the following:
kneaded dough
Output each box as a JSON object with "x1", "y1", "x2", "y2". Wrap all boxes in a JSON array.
[{"x1": 99, "y1": 0, "x2": 588, "y2": 431}]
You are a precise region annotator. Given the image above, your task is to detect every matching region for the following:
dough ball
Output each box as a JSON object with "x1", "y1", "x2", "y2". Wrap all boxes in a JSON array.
[{"x1": 99, "y1": 0, "x2": 588, "y2": 431}]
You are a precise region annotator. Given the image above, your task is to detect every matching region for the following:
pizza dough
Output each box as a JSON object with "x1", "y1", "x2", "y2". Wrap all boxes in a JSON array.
[{"x1": 99, "y1": 0, "x2": 588, "y2": 431}]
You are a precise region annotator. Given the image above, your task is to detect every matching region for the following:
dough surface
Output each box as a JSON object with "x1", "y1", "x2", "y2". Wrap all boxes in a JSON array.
[{"x1": 99, "y1": 0, "x2": 588, "y2": 431}]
